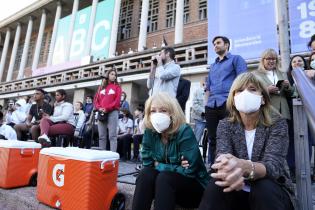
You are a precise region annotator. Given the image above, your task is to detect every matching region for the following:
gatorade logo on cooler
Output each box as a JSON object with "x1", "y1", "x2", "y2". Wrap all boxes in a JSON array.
[{"x1": 52, "y1": 164, "x2": 65, "y2": 187}]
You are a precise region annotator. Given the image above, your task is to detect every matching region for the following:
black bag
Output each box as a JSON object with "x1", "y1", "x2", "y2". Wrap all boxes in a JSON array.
[{"x1": 98, "y1": 111, "x2": 108, "y2": 122}]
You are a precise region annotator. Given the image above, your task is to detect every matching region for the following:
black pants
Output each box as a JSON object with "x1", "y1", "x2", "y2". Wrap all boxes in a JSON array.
[
  {"x1": 117, "y1": 134, "x2": 132, "y2": 160},
  {"x1": 205, "y1": 104, "x2": 228, "y2": 164},
  {"x1": 132, "y1": 167, "x2": 204, "y2": 210},
  {"x1": 133, "y1": 134, "x2": 143, "y2": 158},
  {"x1": 198, "y1": 178, "x2": 294, "y2": 210}
]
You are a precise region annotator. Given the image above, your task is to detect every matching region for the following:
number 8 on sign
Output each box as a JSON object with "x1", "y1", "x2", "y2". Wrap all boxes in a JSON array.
[{"x1": 300, "y1": 20, "x2": 315, "y2": 38}]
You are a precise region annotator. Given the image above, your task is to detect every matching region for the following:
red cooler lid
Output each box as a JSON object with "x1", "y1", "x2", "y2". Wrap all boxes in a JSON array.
[
  {"x1": 0, "y1": 140, "x2": 42, "y2": 149},
  {"x1": 40, "y1": 147, "x2": 119, "y2": 162}
]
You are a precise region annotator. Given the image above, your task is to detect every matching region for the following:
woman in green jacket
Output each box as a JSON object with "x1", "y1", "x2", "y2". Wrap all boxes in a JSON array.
[{"x1": 132, "y1": 92, "x2": 209, "y2": 210}]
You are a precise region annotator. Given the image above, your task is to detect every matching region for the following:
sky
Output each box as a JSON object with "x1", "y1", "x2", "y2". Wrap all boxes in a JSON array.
[{"x1": 0, "y1": 0, "x2": 38, "y2": 21}]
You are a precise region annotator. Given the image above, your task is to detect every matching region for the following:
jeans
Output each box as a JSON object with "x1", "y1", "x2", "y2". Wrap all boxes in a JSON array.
[
  {"x1": 98, "y1": 110, "x2": 118, "y2": 152},
  {"x1": 205, "y1": 104, "x2": 227, "y2": 164},
  {"x1": 194, "y1": 119, "x2": 206, "y2": 144}
]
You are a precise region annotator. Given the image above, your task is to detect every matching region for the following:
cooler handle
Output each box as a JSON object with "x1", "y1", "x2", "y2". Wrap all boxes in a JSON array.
[
  {"x1": 20, "y1": 148, "x2": 35, "y2": 156},
  {"x1": 100, "y1": 160, "x2": 116, "y2": 172}
]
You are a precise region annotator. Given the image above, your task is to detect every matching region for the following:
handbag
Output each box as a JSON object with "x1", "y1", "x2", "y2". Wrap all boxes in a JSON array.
[{"x1": 98, "y1": 111, "x2": 108, "y2": 122}]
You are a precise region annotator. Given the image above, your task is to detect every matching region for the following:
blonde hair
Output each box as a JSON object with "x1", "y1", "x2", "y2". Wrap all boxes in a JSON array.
[
  {"x1": 143, "y1": 92, "x2": 186, "y2": 136},
  {"x1": 226, "y1": 72, "x2": 273, "y2": 127},
  {"x1": 257, "y1": 48, "x2": 281, "y2": 72}
]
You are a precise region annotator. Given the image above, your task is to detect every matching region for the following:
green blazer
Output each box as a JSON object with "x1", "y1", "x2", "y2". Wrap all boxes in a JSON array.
[
  {"x1": 141, "y1": 124, "x2": 210, "y2": 188},
  {"x1": 253, "y1": 70, "x2": 293, "y2": 120}
]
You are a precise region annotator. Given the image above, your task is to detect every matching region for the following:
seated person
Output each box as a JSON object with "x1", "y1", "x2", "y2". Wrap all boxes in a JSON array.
[
  {"x1": 11, "y1": 99, "x2": 27, "y2": 126},
  {"x1": 197, "y1": 72, "x2": 295, "y2": 210},
  {"x1": 5, "y1": 99, "x2": 15, "y2": 127},
  {"x1": 132, "y1": 92, "x2": 209, "y2": 210},
  {"x1": 0, "y1": 111, "x2": 17, "y2": 140},
  {"x1": 117, "y1": 109, "x2": 133, "y2": 161},
  {"x1": 73, "y1": 101, "x2": 86, "y2": 146},
  {"x1": 132, "y1": 105, "x2": 144, "y2": 162},
  {"x1": 38, "y1": 89, "x2": 75, "y2": 147},
  {"x1": 14, "y1": 88, "x2": 53, "y2": 141}
]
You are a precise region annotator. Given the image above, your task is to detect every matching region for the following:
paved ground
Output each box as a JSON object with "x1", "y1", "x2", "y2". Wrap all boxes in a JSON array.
[{"x1": 1, "y1": 160, "x2": 315, "y2": 210}]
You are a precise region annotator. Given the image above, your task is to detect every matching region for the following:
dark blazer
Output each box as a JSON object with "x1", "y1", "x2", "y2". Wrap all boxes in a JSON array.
[
  {"x1": 176, "y1": 78, "x2": 191, "y2": 112},
  {"x1": 216, "y1": 116, "x2": 295, "y2": 206}
]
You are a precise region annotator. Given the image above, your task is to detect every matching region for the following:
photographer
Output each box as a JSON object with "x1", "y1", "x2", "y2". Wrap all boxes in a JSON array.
[
  {"x1": 94, "y1": 68, "x2": 122, "y2": 152},
  {"x1": 147, "y1": 47, "x2": 181, "y2": 97}
]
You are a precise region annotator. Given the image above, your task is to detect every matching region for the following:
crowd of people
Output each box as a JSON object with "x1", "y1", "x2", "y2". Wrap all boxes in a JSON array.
[{"x1": 0, "y1": 34, "x2": 315, "y2": 210}]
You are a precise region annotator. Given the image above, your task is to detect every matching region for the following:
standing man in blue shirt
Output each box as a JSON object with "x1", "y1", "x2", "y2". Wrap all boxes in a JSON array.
[{"x1": 205, "y1": 36, "x2": 247, "y2": 165}]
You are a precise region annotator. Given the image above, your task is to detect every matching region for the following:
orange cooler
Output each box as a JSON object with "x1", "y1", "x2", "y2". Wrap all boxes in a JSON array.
[
  {"x1": 37, "y1": 147, "x2": 120, "y2": 210},
  {"x1": 0, "y1": 140, "x2": 41, "y2": 188}
]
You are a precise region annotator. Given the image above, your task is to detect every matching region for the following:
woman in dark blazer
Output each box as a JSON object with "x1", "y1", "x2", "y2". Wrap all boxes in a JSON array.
[{"x1": 198, "y1": 72, "x2": 295, "y2": 210}]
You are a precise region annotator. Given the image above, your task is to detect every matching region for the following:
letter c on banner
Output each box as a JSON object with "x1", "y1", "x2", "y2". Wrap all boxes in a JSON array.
[
  {"x1": 52, "y1": 164, "x2": 65, "y2": 187},
  {"x1": 92, "y1": 20, "x2": 111, "y2": 51}
]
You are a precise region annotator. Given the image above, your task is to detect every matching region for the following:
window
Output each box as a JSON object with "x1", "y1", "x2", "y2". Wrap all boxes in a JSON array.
[
  {"x1": 199, "y1": 0, "x2": 207, "y2": 20},
  {"x1": 14, "y1": 44, "x2": 23, "y2": 71},
  {"x1": 138, "y1": 0, "x2": 159, "y2": 33},
  {"x1": 26, "y1": 39, "x2": 35, "y2": 68},
  {"x1": 184, "y1": 0, "x2": 190, "y2": 24},
  {"x1": 166, "y1": 0, "x2": 190, "y2": 28},
  {"x1": 39, "y1": 32, "x2": 48, "y2": 63},
  {"x1": 166, "y1": 0, "x2": 176, "y2": 28},
  {"x1": 118, "y1": 0, "x2": 134, "y2": 40}
]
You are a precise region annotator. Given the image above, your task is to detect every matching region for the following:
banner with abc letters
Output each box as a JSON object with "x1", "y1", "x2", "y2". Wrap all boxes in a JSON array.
[
  {"x1": 52, "y1": 0, "x2": 115, "y2": 65},
  {"x1": 289, "y1": 0, "x2": 315, "y2": 53}
]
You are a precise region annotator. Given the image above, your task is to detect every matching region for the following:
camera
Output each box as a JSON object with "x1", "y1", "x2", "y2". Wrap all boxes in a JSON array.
[{"x1": 152, "y1": 58, "x2": 158, "y2": 65}]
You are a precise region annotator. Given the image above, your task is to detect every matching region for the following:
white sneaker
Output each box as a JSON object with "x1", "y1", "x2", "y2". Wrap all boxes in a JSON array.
[{"x1": 38, "y1": 134, "x2": 51, "y2": 147}]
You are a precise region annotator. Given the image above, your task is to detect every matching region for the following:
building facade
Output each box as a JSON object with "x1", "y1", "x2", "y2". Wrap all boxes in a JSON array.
[{"x1": 0, "y1": 0, "x2": 211, "y2": 119}]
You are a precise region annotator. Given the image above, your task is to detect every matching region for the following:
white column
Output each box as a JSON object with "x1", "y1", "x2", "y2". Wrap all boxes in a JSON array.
[
  {"x1": 138, "y1": 0, "x2": 149, "y2": 52},
  {"x1": 84, "y1": 0, "x2": 99, "y2": 56},
  {"x1": 6, "y1": 23, "x2": 21, "y2": 81},
  {"x1": 32, "y1": 9, "x2": 47, "y2": 71},
  {"x1": 174, "y1": 0, "x2": 184, "y2": 44},
  {"x1": 276, "y1": 0, "x2": 290, "y2": 72},
  {"x1": 108, "y1": 0, "x2": 122, "y2": 58},
  {"x1": 0, "y1": 28, "x2": 11, "y2": 82},
  {"x1": 65, "y1": 0, "x2": 79, "y2": 61},
  {"x1": 18, "y1": 16, "x2": 33, "y2": 79},
  {"x1": 47, "y1": 1, "x2": 62, "y2": 67}
]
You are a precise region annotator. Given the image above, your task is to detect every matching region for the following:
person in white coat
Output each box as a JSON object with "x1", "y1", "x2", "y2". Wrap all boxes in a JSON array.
[
  {"x1": 11, "y1": 99, "x2": 27, "y2": 125},
  {"x1": 0, "y1": 111, "x2": 17, "y2": 140}
]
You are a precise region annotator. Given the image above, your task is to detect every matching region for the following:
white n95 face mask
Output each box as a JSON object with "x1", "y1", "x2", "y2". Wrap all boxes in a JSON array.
[
  {"x1": 310, "y1": 60, "x2": 315, "y2": 69},
  {"x1": 150, "y1": 112, "x2": 171, "y2": 133},
  {"x1": 234, "y1": 89, "x2": 262, "y2": 114}
]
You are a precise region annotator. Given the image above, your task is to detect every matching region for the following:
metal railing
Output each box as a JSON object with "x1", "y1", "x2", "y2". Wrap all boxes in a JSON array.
[
  {"x1": 292, "y1": 68, "x2": 315, "y2": 210},
  {"x1": 0, "y1": 39, "x2": 261, "y2": 95},
  {"x1": 0, "y1": 40, "x2": 209, "y2": 94}
]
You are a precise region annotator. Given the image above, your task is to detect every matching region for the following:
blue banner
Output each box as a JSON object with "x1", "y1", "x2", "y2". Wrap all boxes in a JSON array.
[
  {"x1": 289, "y1": 0, "x2": 315, "y2": 53},
  {"x1": 207, "y1": 0, "x2": 278, "y2": 63},
  {"x1": 52, "y1": 0, "x2": 115, "y2": 65}
]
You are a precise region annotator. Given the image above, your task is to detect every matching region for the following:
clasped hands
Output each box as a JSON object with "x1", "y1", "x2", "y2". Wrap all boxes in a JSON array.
[{"x1": 211, "y1": 153, "x2": 246, "y2": 193}]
